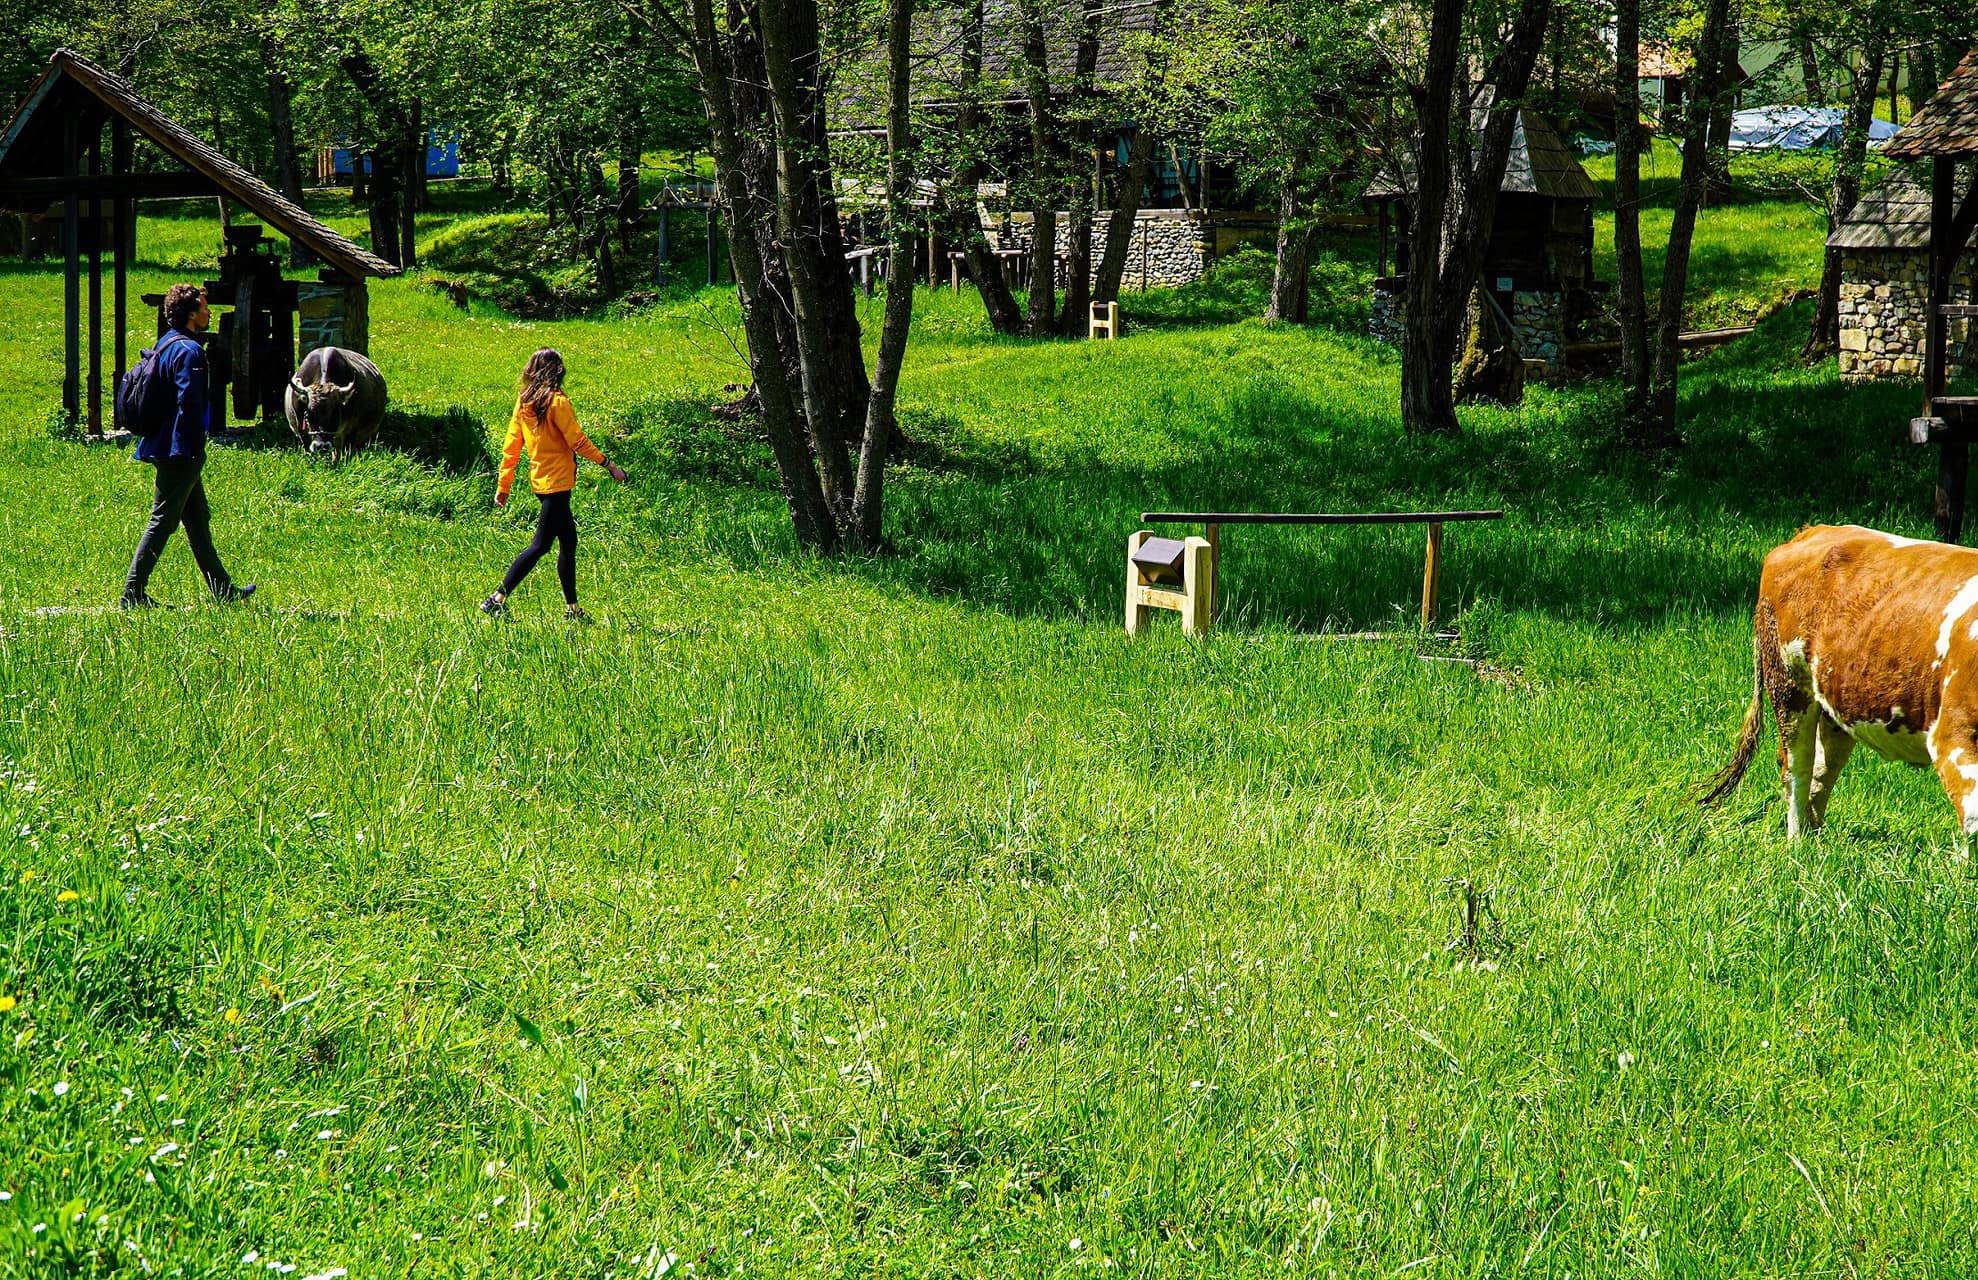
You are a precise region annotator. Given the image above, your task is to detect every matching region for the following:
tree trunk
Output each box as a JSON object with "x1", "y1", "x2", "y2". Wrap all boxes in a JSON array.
[
  {"x1": 943, "y1": 0, "x2": 1026, "y2": 332},
  {"x1": 1613, "y1": 0, "x2": 1649, "y2": 417},
  {"x1": 686, "y1": 0, "x2": 837, "y2": 550},
  {"x1": 758, "y1": 0, "x2": 867, "y2": 516},
  {"x1": 1795, "y1": 31, "x2": 1824, "y2": 103},
  {"x1": 1911, "y1": 44, "x2": 1938, "y2": 117},
  {"x1": 1643, "y1": 0, "x2": 1733, "y2": 445},
  {"x1": 260, "y1": 37, "x2": 305, "y2": 206},
  {"x1": 1054, "y1": 0, "x2": 1103, "y2": 336},
  {"x1": 1265, "y1": 158, "x2": 1315, "y2": 324},
  {"x1": 1020, "y1": 0, "x2": 1061, "y2": 335},
  {"x1": 1703, "y1": 9, "x2": 1738, "y2": 204},
  {"x1": 1806, "y1": 30, "x2": 1888, "y2": 355},
  {"x1": 852, "y1": 0, "x2": 918, "y2": 551},
  {"x1": 1093, "y1": 122, "x2": 1158, "y2": 304},
  {"x1": 400, "y1": 100, "x2": 421, "y2": 269},
  {"x1": 1399, "y1": 0, "x2": 1554, "y2": 436},
  {"x1": 617, "y1": 133, "x2": 643, "y2": 253}
]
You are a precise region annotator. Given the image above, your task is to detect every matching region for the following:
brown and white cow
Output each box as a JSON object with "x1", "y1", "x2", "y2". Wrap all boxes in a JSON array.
[{"x1": 1705, "y1": 524, "x2": 1978, "y2": 841}]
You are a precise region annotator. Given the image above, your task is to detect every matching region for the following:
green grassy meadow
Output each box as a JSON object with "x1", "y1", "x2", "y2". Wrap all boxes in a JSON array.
[{"x1": 7, "y1": 186, "x2": 1978, "y2": 1277}]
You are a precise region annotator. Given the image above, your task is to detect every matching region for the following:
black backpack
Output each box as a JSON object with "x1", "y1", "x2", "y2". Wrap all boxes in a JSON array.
[{"x1": 115, "y1": 332, "x2": 198, "y2": 436}]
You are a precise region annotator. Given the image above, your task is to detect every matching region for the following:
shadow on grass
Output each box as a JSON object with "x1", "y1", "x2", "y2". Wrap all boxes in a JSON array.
[{"x1": 618, "y1": 302, "x2": 1942, "y2": 632}]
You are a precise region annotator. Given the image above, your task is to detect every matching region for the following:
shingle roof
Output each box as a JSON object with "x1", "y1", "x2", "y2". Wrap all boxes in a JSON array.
[
  {"x1": 0, "y1": 49, "x2": 397, "y2": 278},
  {"x1": 1364, "y1": 110, "x2": 1599, "y2": 201},
  {"x1": 1827, "y1": 166, "x2": 1978, "y2": 251},
  {"x1": 1883, "y1": 47, "x2": 1978, "y2": 160}
]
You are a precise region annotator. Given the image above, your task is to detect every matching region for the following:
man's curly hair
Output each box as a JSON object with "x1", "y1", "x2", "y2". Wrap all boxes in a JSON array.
[{"x1": 162, "y1": 283, "x2": 204, "y2": 330}]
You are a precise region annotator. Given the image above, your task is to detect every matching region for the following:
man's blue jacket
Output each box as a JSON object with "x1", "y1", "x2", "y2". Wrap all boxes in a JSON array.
[{"x1": 133, "y1": 329, "x2": 208, "y2": 464}]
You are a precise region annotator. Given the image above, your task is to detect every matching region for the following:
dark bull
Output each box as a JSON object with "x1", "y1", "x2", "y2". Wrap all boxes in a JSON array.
[{"x1": 285, "y1": 347, "x2": 387, "y2": 460}]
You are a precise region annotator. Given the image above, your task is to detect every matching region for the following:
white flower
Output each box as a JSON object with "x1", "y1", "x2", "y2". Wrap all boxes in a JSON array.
[
  {"x1": 241, "y1": 1252, "x2": 260, "y2": 1265},
  {"x1": 1069, "y1": 1238, "x2": 1083, "y2": 1252}
]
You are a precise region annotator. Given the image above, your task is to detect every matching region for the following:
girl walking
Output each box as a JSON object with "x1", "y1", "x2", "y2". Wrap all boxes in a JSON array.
[{"x1": 482, "y1": 348, "x2": 626, "y2": 619}]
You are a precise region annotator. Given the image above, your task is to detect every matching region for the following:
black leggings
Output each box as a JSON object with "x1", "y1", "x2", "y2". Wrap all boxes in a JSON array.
[{"x1": 501, "y1": 490, "x2": 578, "y2": 604}]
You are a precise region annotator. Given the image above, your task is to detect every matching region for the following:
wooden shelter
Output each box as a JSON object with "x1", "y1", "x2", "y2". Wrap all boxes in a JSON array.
[
  {"x1": 1884, "y1": 48, "x2": 1978, "y2": 542},
  {"x1": 1364, "y1": 110, "x2": 1602, "y2": 368},
  {"x1": 1827, "y1": 167, "x2": 1978, "y2": 381},
  {"x1": 0, "y1": 49, "x2": 397, "y2": 436}
]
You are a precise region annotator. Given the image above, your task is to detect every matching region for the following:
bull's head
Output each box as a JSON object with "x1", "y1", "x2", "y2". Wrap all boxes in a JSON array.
[{"x1": 291, "y1": 375, "x2": 357, "y2": 459}]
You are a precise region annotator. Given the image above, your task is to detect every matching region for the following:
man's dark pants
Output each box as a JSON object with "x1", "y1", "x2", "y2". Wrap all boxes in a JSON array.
[{"x1": 123, "y1": 458, "x2": 234, "y2": 602}]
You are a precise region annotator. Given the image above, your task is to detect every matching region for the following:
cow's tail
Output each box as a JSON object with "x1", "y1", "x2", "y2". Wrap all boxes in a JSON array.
[{"x1": 1701, "y1": 609, "x2": 1767, "y2": 807}]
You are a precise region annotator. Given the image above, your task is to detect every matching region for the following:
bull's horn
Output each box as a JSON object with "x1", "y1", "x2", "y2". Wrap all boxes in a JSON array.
[
  {"x1": 334, "y1": 381, "x2": 355, "y2": 397},
  {"x1": 291, "y1": 376, "x2": 309, "y2": 396}
]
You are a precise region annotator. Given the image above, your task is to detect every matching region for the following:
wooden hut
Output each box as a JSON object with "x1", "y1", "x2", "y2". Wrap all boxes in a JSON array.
[
  {"x1": 1364, "y1": 110, "x2": 1602, "y2": 371},
  {"x1": 0, "y1": 49, "x2": 397, "y2": 437},
  {"x1": 1828, "y1": 167, "x2": 1978, "y2": 381},
  {"x1": 1881, "y1": 47, "x2": 1978, "y2": 542}
]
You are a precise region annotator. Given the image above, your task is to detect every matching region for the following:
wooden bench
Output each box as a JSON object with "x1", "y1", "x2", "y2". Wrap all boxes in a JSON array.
[{"x1": 1127, "y1": 509, "x2": 1505, "y2": 636}]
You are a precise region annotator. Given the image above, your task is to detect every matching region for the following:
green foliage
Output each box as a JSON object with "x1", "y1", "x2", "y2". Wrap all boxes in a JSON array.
[{"x1": 422, "y1": 212, "x2": 607, "y2": 317}]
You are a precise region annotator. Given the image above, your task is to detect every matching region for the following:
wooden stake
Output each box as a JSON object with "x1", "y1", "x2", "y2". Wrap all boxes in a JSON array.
[
  {"x1": 1421, "y1": 521, "x2": 1444, "y2": 627},
  {"x1": 86, "y1": 134, "x2": 102, "y2": 435},
  {"x1": 62, "y1": 113, "x2": 80, "y2": 425}
]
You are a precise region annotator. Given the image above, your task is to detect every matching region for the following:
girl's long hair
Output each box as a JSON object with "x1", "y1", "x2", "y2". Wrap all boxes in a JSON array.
[{"x1": 518, "y1": 348, "x2": 565, "y2": 422}]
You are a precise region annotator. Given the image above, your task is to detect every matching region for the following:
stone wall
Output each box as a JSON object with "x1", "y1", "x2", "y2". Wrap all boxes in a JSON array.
[
  {"x1": 297, "y1": 273, "x2": 370, "y2": 356},
  {"x1": 1838, "y1": 247, "x2": 1977, "y2": 380},
  {"x1": 986, "y1": 210, "x2": 1268, "y2": 289},
  {"x1": 1369, "y1": 283, "x2": 1569, "y2": 369}
]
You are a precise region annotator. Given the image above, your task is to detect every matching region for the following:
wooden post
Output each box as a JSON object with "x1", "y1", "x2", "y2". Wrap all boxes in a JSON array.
[
  {"x1": 1182, "y1": 536, "x2": 1214, "y2": 636},
  {"x1": 1203, "y1": 522, "x2": 1220, "y2": 622},
  {"x1": 1125, "y1": 530, "x2": 1152, "y2": 637},
  {"x1": 1421, "y1": 521, "x2": 1445, "y2": 628},
  {"x1": 706, "y1": 205, "x2": 719, "y2": 286},
  {"x1": 1929, "y1": 158, "x2": 1964, "y2": 542},
  {"x1": 62, "y1": 113, "x2": 80, "y2": 426},
  {"x1": 86, "y1": 134, "x2": 103, "y2": 435},
  {"x1": 655, "y1": 203, "x2": 669, "y2": 287},
  {"x1": 112, "y1": 120, "x2": 129, "y2": 426},
  {"x1": 926, "y1": 216, "x2": 938, "y2": 288}
]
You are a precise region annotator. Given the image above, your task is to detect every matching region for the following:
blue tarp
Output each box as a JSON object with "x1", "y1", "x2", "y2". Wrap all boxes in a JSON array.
[
  {"x1": 332, "y1": 129, "x2": 460, "y2": 178},
  {"x1": 1727, "y1": 105, "x2": 1898, "y2": 152}
]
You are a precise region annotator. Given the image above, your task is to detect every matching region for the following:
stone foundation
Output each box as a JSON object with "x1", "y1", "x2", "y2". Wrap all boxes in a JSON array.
[
  {"x1": 986, "y1": 210, "x2": 1273, "y2": 289},
  {"x1": 1369, "y1": 283, "x2": 1570, "y2": 369},
  {"x1": 1838, "y1": 247, "x2": 1976, "y2": 380},
  {"x1": 297, "y1": 272, "x2": 370, "y2": 356}
]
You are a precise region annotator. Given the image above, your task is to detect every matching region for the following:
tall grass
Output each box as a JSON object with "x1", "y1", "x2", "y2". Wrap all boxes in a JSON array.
[{"x1": 3, "y1": 189, "x2": 1974, "y2": 1277}]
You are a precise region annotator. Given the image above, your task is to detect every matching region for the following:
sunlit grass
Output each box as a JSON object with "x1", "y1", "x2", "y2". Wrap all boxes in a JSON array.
[{"x1": 5, "y1": 186, "x2": 1975, "y2": 1277}]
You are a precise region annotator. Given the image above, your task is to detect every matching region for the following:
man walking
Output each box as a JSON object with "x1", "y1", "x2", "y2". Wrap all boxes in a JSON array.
[{"x1": 122, "y1": 284, "x2": 255, "y2": 608}]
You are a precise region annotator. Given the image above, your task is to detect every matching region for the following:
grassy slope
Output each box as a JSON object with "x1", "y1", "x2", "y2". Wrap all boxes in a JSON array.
[{"x1": 3, "y1": 191, "x2": 1977, "y2": 1278}]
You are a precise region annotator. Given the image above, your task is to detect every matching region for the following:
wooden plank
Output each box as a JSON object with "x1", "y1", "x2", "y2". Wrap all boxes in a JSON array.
[
  {"x1": 1141, "y1": 510, "x2": 1502, "y2": 525},
  {"x1": 112, "y1": 120, "x2": 128, "y2": 423},
  {"x1": 1941, "y1": 304, "x2": 1978, "y2": 318},
  {"x1": 86, "y1": 135, "x2": 102, "y2": 435},
  {"x1": 0, "y1": 171, "x2": 212, "y2": 203},
  {"x1": 1420, "y1": 521, "x2": 1444, "y2": 628},
  {"x1": 1935, "y1": 397, "x2": 1978, "y2": 425},
  {"x1": 62, "y1": 113, "x2": 79, "y2": 424}
]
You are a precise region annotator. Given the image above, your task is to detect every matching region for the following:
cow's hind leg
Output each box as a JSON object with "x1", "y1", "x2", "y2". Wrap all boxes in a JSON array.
[
  {"x1": 1779, "y1": 707, "x2": 1820, "y2": 839},
  {"x1": 1930, "y1": 700, "x2": 1978, "y2": 861},
  {"x1": 1808, "y1": 714, "x2": 1854, "y2": 831}
]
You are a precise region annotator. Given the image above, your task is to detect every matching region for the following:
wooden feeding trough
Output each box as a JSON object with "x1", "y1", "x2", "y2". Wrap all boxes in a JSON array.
[
  {"x1": 1882, "y1": 47, "x2": 1978, "y2": 542},
  {"x1": 1125, "y1": 509, "x2": 1505, "y2": 637},
  {"x1": 0, "y1": 49, "x2": 397, "y2": 436}
]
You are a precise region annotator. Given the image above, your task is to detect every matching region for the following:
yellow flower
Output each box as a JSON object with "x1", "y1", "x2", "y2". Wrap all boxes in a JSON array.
[
  {"x1": 19, "y1": 870, "x2": 34, "y2": 885},
  {"x1": 222, "y1": 1007, "x2": 241, "y2": 1025},
  {"x1": 56, "y1": 890, "x2": 79, "y2": 903},
  {"x1": 0, "y1": 995, "x2": 15, "y2": 1014}
]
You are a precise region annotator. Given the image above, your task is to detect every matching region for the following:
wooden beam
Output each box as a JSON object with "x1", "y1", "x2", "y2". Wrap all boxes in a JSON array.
[
  {"x1": 62, "y1": 114, "x2": 79, "y2": 425},
  {"x1": 0, "y1": 171, "x2": 213, "y2": 203},
  {"x1": 1421, "y1": 521, "x2": 1445, "y2": 628},
  {"x1": 1929, "y1": 158, "x2": 1962, "y2": 543},
  {"x1": 112, "y1": 120, "x2": 129, "y2": 418},
  {"x1": 87, "y1": 133, "x2": 102, "y2": 435}
]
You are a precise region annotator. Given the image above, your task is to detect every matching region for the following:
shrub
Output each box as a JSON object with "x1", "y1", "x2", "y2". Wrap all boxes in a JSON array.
[{"x1": 422, "y1": 213, "x2": 603, "y2": 317}]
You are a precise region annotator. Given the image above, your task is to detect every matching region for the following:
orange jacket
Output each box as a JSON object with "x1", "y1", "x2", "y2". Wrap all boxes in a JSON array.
[{"x1": 498, "y1": 392, "x2": 606, "y2": 497}]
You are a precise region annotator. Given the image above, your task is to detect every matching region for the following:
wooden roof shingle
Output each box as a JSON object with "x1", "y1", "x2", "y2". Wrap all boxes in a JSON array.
[
  {"x1": 0, "y1": 49, "x2": 397, "y2": 279},
  {"x1": 1883, "y1": 47, "x2": 1978, "y2": 160},
  {"x1": 1364, "y1": 109, "x2": 1598, "y2": 202},
  {"x1": 1827, "y1": 166, "x2": 1978, "y2": 251}
]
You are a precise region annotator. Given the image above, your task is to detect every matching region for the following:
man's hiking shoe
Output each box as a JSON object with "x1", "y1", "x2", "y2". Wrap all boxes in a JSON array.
[
  {"x1": 479, "y1": 593, "x2": 506, "y2": 616},
  {"x1": 564, "y1": 604, "x2": 591, "y2": 623},
  {"x1": 216, "y1": 583, "x2": 256, "y2": 604},
  {"x1": 119, "y1": 593, "x2": 161, "y2": 610}
]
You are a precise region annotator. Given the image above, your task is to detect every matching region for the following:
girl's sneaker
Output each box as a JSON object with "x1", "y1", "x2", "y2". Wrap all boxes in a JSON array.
[
  {"x1": 479, "y1": 593, "x2": 506, "y2": 615},
  {"x1": 564, "y1": 604, "x2": 591, "y2": 623}
]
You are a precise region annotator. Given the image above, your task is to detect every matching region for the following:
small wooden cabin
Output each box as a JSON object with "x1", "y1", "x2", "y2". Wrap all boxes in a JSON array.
[
  {"x1": 1364, "y1": 110, "x2": 1602, "y2": 368},
  {"x1": 1828, "y1": 167, "x2": 1978, "y2": 381},
  {"x1": 0, "y1": 49, "x2": 397, "y2": 436}
]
